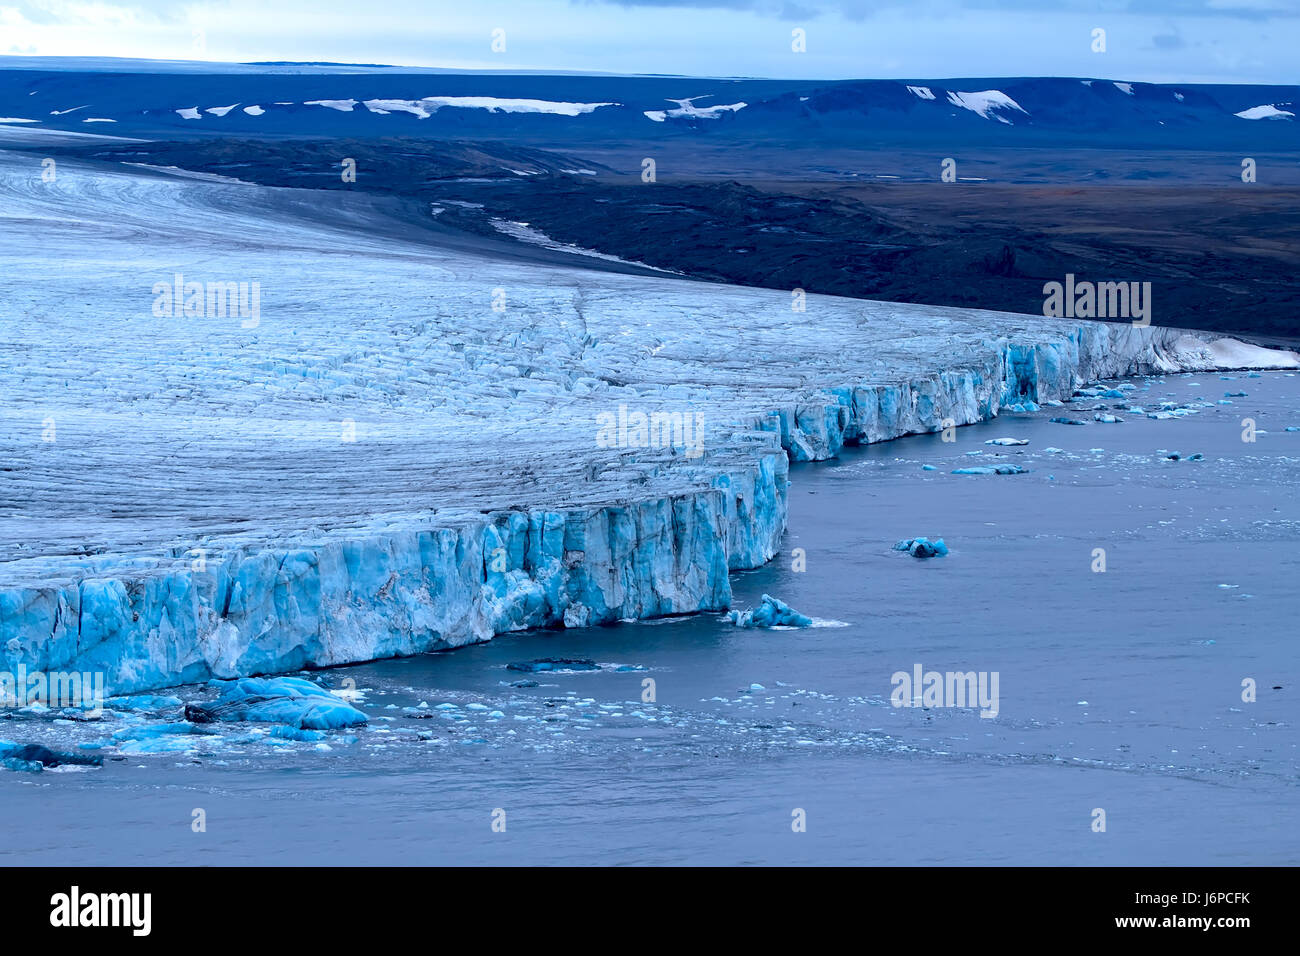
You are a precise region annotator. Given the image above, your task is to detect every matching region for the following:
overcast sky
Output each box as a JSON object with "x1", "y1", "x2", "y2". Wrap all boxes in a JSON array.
[{"x1": 2, "y1": 0, "x2": 1297, "y2": 83}]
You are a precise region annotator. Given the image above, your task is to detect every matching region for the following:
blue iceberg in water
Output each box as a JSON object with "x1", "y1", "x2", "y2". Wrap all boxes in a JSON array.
[
  {"x1": 952, "y1": 464, "x2": 1028, "y2": 475},
  {"x1": 507, "y1": 658, "x2": 600, "y2": 673},
  {"x1": 726, "y1": 594, "x2": 814, "y2": 628},
  {"x1": 0, "y1": 740, "x2": 103, "y2": 772},
  {"x1": 184, "y1": 677, "x2": 368, "y2": 729},
  {"x1": 893, "y1": 537, "x2": 949, "y2": 558},
  {"x1": 1049, "y1": 416, "x2": 1087, "y2": 426}
]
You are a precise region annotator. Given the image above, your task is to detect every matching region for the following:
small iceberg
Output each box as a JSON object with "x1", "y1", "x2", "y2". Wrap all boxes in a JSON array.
[
  {"x1": 952, "y1": 464, "x2": 1028, "y2": 475},
  {"x1": 985, "y1": 438, "x2": 1028, "y2": 446},
  {"x1": 1093, "y1": 413, "x2": 1124, "y2": 423},
  {"x1": 0, "y1": 740, "x2": 103, "y2": 772},
  {"x1": 1049, "y1": 417, "x2": 1087, "y2": 426},
  {"x1": 726, "y1": 594, "x2": 813, "y2": 628},
  {"x1": 184, "y1": 677, "x2": 368, "y2": 729},
  {"x1": 507, "y1": 658, "x2": 600, "y2": 673},
  {"x1": 893, "y1": 537, "x2": 949, "y2": 558}
]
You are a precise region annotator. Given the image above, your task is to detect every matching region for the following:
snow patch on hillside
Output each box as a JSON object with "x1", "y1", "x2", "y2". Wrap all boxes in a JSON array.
[
  {"x1": 361, "y1": 96, "x2": 615, "y2": 118},
  {"x1": 644, "y1": 96, "x2": 746, "y2": 122},
  {"x1": 1235, "y1": 104, "x2": 1294, "y2": 120},
  {"x1": 945, "y1": 90, "x2": 1028, "y2": 123},
  {"x1": 305, "y1": 99, "x2": 358, "y2": 111}
]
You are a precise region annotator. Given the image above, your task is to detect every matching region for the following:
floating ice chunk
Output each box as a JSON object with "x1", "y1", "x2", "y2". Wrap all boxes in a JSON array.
[
  {"x1": 111, "y1": 722, "x2": 213, "y2": 742},
  {"x1": 952, "y1": 464, "x2": 1028, "y2": 475},
  {"x1": 243, "y1": 105, "x2": 265, "y2": 116},
  {"x1": 726, "y1": 594, "x2": 813, "y2": 628},
  {"x1": 1043, "y1": 447, "x2": 1064, "y2": 453},
  {"x1": 1224, "y1": 391, "x2": 1248, "y2": 397},
  {"x1": 1286, "y1": 426, "x2": 1300, "y2": 432},
  {"x1": 1049, "y1": 417, "x2": 1087, "y2": 426},
  {"x1": 0, "y1": 741, "x2": 102, "y2": 771},
  {"x1": 893, "y1": 537, "x2": 949, "y2": 558},
  {"x1": 1001, "y1": 401, "x2": 1040, "y2": 413},
  {"x1": 921, "y1": 464, "x2": 938, "y2": 471},
  {"x1": 269, "y1": 726, "x2": 329, "y2": 742},
  {"x1": 985, "y1": 438, "x2": 1029, "y2": 446},
  {"x1": 507, "y1": 658, "x2": 599, "y2": 673},
  {"x1": 184, "y1": 677, "x2": 368, "y2": 729},
  {"x1": 175, "y1": 107, "x2": 201, "y2": 120},
  {"x1": 1093, "y1": 413, "x2": 1124, "y2": 423}
]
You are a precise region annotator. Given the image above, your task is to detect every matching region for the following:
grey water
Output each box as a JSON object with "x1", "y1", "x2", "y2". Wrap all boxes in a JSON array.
[{"x1": 3, "y1": 369, "x2": 1298, "y2": 865}]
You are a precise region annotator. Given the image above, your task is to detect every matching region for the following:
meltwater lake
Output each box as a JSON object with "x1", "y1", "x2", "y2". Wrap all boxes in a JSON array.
[{"x1": 3, "y1": 369, "x2": 1297, "y2": 865}]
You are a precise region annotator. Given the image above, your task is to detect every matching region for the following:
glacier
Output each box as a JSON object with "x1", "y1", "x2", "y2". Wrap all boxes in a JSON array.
[{"x1": 2, "y1": 152, "x2": 1298, "y2": 696}]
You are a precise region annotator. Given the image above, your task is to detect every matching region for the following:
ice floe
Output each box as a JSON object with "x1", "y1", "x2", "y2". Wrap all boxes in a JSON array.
[{"x1": 726, "y1": 594, "x2": 813, "y2": 628}]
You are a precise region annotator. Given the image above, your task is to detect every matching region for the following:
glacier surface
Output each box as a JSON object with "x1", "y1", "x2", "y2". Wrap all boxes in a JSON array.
[{"x1": 1, "y1": 153, "x2": 1297, "y2": 695}]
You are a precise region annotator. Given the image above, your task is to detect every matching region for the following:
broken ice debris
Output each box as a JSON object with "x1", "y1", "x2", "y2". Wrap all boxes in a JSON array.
[
  {"x1": 1093, "y1": 413, "x2": 1124, "y2": 423},
  {"x1": 726, "y1": 594, "x2": 814, "y2": 628},
  {"x1": 184, "y1": 677, "x2": 368, "y2": 729},
  {"x1": 105, "y1": 694, "x2": 183, "y2": 713},
  {"x1": 1162, "y1": 452, "x2": 1204, "y2": 461},
  {"x1": 506, "y1": 658, "x2": 600, "y2": 673},
  {"x1": 952, "y1": 464, "x2": 1028, "y2": 475},
  {"x1": 985, "y1": 438, "x2": 1028, "y2": 446},
  {"x1": 893, "y1": 537, "x2": 949, "y2": 558},
  {"x1": 1050, "y1": 417, "x2": 1087, "y2": 426}
]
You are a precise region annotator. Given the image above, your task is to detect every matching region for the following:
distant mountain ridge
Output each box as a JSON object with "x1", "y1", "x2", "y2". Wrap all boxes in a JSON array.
[{"x1": 1, "y1": 58, "x2": 1296, "y2": 147}]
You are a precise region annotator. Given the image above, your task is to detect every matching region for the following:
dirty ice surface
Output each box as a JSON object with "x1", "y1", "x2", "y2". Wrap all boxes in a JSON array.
[{"x1": 3, "y1": 370, "x2": 1296, "y2": 865}]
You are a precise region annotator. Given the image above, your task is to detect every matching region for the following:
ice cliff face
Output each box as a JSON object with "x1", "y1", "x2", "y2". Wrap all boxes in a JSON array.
[{"x1": 1, "y1": 155, "x2": 1295, "y2": 694}]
